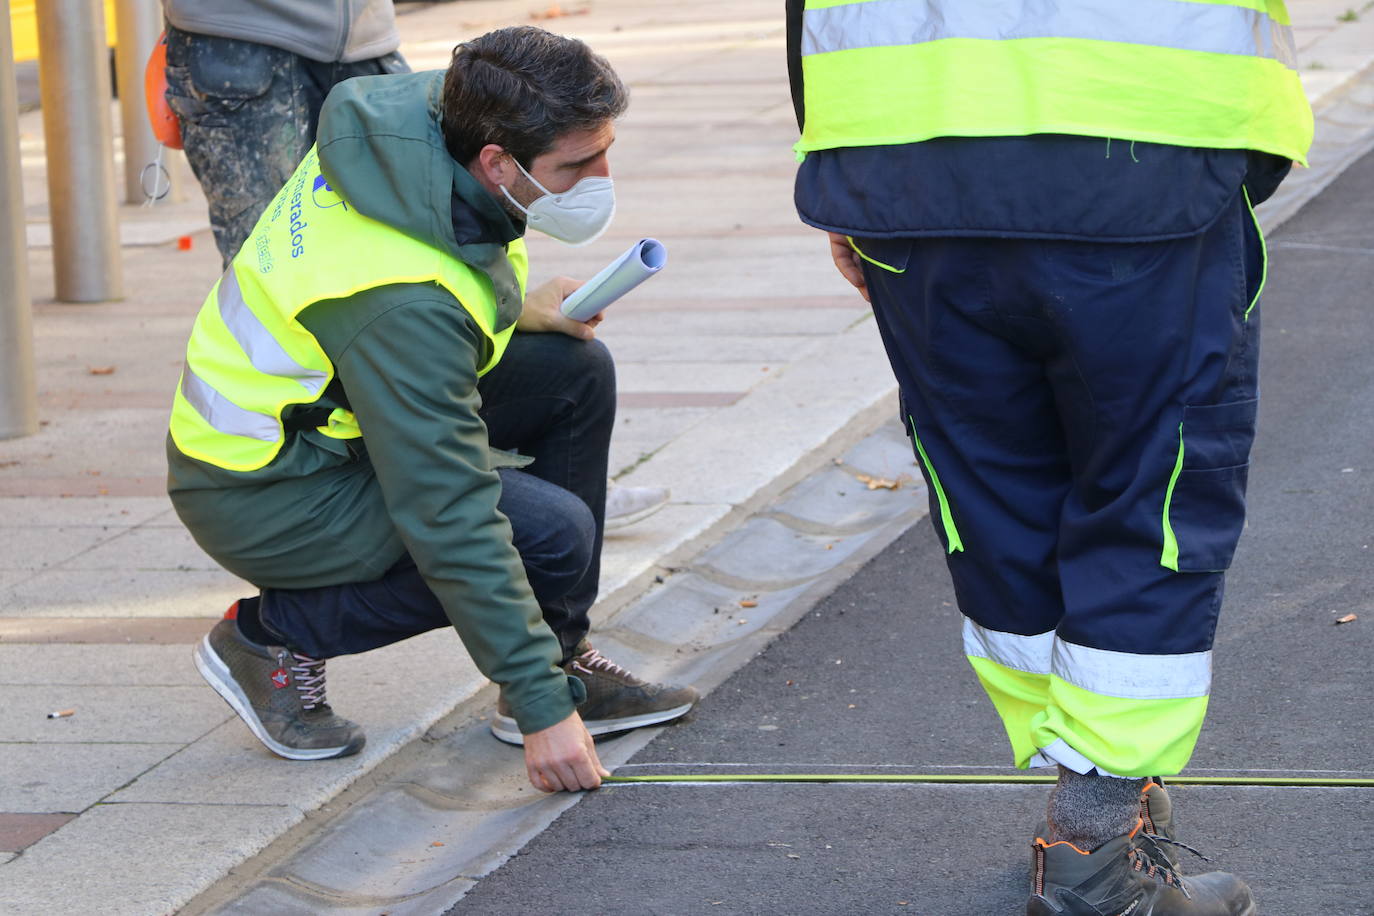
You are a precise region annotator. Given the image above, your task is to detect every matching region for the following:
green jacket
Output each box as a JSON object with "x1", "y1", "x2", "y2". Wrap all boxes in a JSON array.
[{"x1": 168, "y1": 71, "x2": 578, "y2": 735}]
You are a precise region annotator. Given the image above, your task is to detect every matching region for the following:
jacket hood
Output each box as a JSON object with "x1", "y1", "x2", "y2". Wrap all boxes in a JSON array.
[{"x1": 315, "y1": 70, "x2": 524, "y2": 329}]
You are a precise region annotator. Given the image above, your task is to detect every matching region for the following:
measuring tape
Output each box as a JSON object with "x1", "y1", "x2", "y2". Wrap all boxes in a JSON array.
[{"x1": 604, "y1": 773, "x2": 1374, "y2": 788}]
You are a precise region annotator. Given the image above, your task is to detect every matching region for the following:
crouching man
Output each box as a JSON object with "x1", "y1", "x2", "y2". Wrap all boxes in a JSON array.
[{"x1": 168, "y1": 26, "x2": 697, "y2": 791}]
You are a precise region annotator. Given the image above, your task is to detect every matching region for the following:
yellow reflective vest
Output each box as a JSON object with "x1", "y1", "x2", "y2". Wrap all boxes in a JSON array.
[
  {"x1": 794, "y1": 0, "x2": 1313, "y2": 163},
  {"x1": 170, "y1": 147, "x2": 524, "y2": 473}
]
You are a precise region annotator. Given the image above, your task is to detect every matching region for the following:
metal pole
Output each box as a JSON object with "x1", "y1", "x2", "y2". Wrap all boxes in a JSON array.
[
  {"x1": 36, "y1": 0, "x2": 124, "y2": 303},
  {"x1": 0, "y1": 13, "x2": 39, "y2": 439},
  {"x1": 113, "y1": 0, "x2": 173, "y2": 204}
]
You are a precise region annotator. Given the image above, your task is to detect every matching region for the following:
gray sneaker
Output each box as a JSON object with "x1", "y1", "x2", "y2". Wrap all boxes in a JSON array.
[
  {"x1": 490, "y1": 642, "x2": 698, "y2": 745},
  {"x1": 193, "y1": 616, "x2": 365, "y2": 760},
  {"x1": 1028, "y1": 832, "x2": 1256, "y2": 916}
]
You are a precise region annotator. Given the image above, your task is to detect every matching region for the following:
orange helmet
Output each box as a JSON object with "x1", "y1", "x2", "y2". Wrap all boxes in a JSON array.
[{"x1": 144, "y1": 31, "x2": 183, "y2": 149}]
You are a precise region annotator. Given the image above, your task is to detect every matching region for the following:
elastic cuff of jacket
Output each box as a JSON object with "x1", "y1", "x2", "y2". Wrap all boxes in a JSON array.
[{"x1": 511, "y1": 674, "x2": 585, "y2": 736}]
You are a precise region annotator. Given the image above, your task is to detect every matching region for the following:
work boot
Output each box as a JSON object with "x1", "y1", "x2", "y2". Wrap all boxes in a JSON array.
[
  {"x1": 1027, "y1": 829, "x2": 1256, "y2": 916},
  {"x1": 491, "y1": 641, "x2": 698, "y2": 745},
  {"x1": 1037, "y1": 777, "x2": 1183, "y2": 870},
  {"x1": 1140, "y1": 777, "x2": 1183, "y2": 868},
  {"x1": 193, "y1": 612, "x2": 365, "y2": 760}
]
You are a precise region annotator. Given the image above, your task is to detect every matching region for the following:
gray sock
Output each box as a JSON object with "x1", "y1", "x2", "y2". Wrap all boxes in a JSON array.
[{"x1": 1046, "y1": 766, "x2": 1147, "y2": 852}]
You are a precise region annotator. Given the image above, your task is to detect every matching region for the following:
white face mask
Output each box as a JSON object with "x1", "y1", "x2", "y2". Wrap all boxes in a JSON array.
[{"x1": 500, "y1": 156, "x2": 616, "y2": 247}]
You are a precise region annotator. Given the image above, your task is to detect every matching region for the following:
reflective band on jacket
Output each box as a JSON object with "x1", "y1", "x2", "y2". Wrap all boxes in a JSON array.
[
  {"x1": 170, "y1": 146, "x2": 524, "y2": 473},
  {"x1": 796, "y1": 0, "x2": 1314, "y2": 164},
  {"x1": 802, "y1": 0, "x2": 1295, "y2": 65},
  {"x1": 215, "y1": 267, "x2": 327, "y2": 397}
]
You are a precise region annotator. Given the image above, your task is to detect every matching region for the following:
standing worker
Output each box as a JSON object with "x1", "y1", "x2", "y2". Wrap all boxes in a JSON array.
[
  {"x1": 169, "y1": 27, "x2": 699, "y2": 791},
  {"x1": 787, "y1": 2, "x2": 1311, "y2": 913}
]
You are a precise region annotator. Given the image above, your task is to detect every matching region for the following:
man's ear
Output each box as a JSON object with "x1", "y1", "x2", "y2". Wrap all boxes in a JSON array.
[{"x1": 471, "y1": 144, "x2": 510, "y2": 190}]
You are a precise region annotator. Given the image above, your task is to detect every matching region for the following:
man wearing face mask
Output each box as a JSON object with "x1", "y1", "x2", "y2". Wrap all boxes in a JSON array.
[{"x1": 166, "y1": 26, "x2": 698, "y2": 792}]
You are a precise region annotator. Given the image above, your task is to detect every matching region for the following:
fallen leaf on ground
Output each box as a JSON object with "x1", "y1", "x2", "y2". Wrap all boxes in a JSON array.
[
  {"x1": 739, "y1": 599, "x2": 758, "y2": 608},
  {"x1": 855, "y1": 473, "x2": 900, "y2": 490},
  {"x1": 1335, "y1": 613, "x2": 1358, "y2": 625},
  {"x1": 88, "y1": 366, "x2": 116, "y2": 375},
  {"x1": 430, "y1": 841, "x2": 445, "y2": 847}
]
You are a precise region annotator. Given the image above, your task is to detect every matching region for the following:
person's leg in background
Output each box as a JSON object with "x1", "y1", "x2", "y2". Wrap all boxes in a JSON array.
[
  {"x1": 164, "y1": 27, "x2": 408, "y2": 267},
  {"x1": 163, "y1": 27, "x2": 315, "y2": 266}
]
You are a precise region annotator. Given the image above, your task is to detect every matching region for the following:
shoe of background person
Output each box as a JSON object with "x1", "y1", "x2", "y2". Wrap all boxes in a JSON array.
[
  {"x1": 490, "y1": 641, "x2": 698, "y2": 745},
  {"x1": 1027, "y1": 829, "x2": 1256, "y2": 916},
  {"x1": 193, "y1": 613, "x2": 365, "y2": 760},
  {"x1": 604, "y1": 483, "x2": 670, "y2": 531}
]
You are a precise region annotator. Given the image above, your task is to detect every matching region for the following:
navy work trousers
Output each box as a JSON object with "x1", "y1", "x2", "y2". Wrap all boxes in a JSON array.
[
  {"x1": 853, "y1": 190, "x2": 1266, "y2": 774},
  {"x1": 257, "y1": 332, "x2": 614, "y2": 664}
]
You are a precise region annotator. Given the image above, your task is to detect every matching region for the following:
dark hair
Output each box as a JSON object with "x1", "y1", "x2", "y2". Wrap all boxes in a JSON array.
[{"x1": 441, "y1": 26, "x2": 628, "y2": 168}]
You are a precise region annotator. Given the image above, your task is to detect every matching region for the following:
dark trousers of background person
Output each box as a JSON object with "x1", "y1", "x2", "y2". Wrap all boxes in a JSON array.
[
  {"x1": 255, "y1": 332, "x2": 616, "y2": 665},
  {"x1": 163, "y1": 25, "x2": 409, "y2": 267}
]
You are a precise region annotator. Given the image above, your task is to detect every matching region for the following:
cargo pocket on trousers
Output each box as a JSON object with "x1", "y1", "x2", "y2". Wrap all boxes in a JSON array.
[
  {"x1": 168, "y1": 35, "x2": 280, "y2": 129},
  {"x1": 1162, "y1": 398, "x2": 1259, "y2": 573}
]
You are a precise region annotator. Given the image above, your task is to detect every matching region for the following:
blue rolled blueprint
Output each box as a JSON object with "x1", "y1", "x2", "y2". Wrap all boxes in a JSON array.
[{"x1": 560, "y1": 238, "x2": 667, "y2": 322}]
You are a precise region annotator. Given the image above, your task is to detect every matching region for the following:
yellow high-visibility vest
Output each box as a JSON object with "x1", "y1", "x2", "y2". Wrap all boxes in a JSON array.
[
  {"x1": 170, "y1": 147, "x2": 523, "y2": 473},
  {"x1": 795, "y1": 0, "x2": 1313, "y2": 163}
]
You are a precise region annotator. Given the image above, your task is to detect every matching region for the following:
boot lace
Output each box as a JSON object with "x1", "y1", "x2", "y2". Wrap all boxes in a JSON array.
[
  {"x1": 1129, "y1": 834, "x2": 1213, "y2": 901},
  {"x1": 291, "y1": 653, "x2": 328, "y2": 710}
]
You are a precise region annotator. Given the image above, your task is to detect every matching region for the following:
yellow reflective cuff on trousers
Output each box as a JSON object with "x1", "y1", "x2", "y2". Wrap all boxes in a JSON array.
[
  {"x1": 1031, "y1": 679, "x2": 1210, "y2": 777},
  {"x1": 965, "y1": 618, "x2": 1213, "y2": 776},
  {"x1": 966, "y1": 656, "x2": 1050, "y2": 769},
  {"x1": 797, "y1": 38, "x2": 1312, "y2": 164}
]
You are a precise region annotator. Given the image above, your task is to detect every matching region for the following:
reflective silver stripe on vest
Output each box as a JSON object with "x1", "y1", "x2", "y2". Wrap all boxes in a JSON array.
[
  {"x1": 217, "y1": 267, "x2": 327, "y2": 395},
  {"x1": 802, "y1": 0, "x2": 1297, "y2": 69},
  {"x1": 1053, "y1": 638, "x2": 1211, "y2": 700},
  {"x1": 180, "y1": 366, "x2": 279, "y2": 443},
  {"x1": 963, "y1": 619, "x2": 1053, "y2": 674}
]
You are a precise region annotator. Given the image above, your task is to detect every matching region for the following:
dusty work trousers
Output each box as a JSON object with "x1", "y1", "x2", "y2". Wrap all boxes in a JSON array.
[
  {"x1": 164, "y1": 26, "x2": 408, "y2": 266},
  {"x1": 852, "y1": 191, "x2": 1266, "y2": 777}
]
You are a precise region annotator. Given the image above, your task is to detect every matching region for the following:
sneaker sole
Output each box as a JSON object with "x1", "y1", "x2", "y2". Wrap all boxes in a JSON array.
[
  {"x1": 603, "y1": 499, "x2": 667, "y2": 532},
  {"x1": 193, "y1": 636, "x2": 363, "y2": 761},
  {"x1": 489, "y1": 701, "x2": 696, "y2": 746}
]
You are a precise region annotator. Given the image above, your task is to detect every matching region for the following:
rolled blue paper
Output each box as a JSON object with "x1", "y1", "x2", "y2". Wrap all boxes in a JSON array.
[{"x1": 560, "y1": 238, "x2": 667, "y2": 321}]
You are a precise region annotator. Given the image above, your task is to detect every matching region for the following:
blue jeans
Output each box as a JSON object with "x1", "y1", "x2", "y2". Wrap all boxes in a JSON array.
[{"x1": 258, "y1": 333, "x2": 615, "y2": 663}]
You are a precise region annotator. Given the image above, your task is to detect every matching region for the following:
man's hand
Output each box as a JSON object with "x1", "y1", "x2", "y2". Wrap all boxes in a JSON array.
[
  {"x1": 827, "y1": 232, "x2": 870, "y2": 303},
  {"x1": 523, "y1": 711, "x2": 610, "y2": 792},
  {"x1": 518, "y1": 277, "x2": 605, "y2": 340}
]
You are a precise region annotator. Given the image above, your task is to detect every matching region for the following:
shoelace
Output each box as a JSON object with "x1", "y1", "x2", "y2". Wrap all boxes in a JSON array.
[
  {"x1": 1140, "y1": 832, "x2": 1212, "y2": 865},
  {"x1": 290, "y1": 653, "x2": 328, "y2": 710},
  {"x1": 1129, "y1": 834, "x2": 1213, "y2": 901},
  {"x1": 571, "y1": 646, "x2": 630, "y2": 679},
  {"x1": 1128, "y1": 846, "x2": 1190, "y2": 899}
]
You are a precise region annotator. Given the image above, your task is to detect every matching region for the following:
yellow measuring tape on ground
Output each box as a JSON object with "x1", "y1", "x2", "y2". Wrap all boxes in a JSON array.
[{"x1": 604, "y1": 773, "x2": 1374, "y2": 787}]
